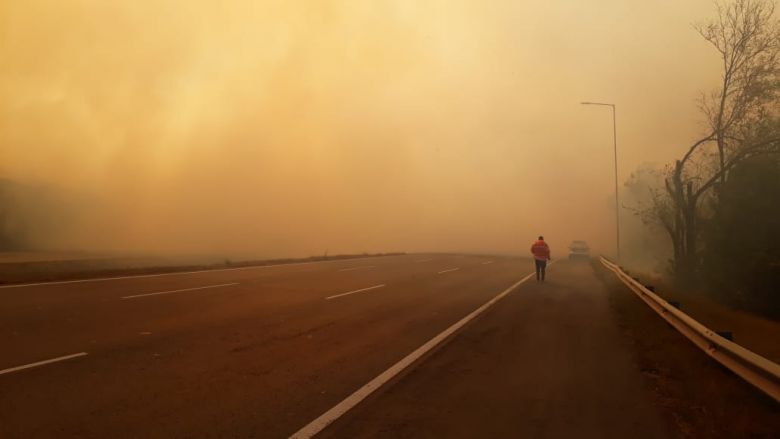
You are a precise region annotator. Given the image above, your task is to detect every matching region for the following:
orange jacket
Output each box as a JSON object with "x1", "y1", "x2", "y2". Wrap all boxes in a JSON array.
[{"x1": 530, "y1": 240, "x2": 551, "y2": 261}]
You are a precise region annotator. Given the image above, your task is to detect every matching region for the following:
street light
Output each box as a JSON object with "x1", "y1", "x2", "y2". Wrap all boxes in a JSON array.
[{"x1": 581, "y1": 101, "x2": 620, "y2": 261}]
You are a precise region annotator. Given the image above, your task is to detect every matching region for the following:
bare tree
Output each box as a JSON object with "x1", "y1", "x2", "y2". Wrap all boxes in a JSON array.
[
  {"x1": 695, "y1": 0, "x2": 780, "y2": 186},
  {"x1": 648, "y1": 0, "x2": 780, "y2": 282}
]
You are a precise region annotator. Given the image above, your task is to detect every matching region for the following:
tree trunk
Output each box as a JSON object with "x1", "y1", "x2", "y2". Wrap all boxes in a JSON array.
[
  {"x1": 666, "y1": 168, "x2": 701, "y2": 285},
  {"x1": 717, "y1": 136, "x2": 727, "y2": 188},
  {"x1": 680, "y1": 181, "x2": 699, "y2": 285}
]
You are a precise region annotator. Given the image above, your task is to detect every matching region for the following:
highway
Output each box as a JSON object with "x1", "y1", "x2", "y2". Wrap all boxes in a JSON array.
[{"x1": 0, "y1": 254, "x2": 667, "y2": 438}]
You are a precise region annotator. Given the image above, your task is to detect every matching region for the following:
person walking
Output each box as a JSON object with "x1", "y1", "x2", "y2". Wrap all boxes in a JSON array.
[{"x1": 530, "y1": 236, "x2": 551, "y2": 282}]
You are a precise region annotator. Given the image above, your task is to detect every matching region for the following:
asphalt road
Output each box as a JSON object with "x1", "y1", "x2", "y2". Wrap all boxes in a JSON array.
[{"x1": 0, "y1": 254, "x2": 668, "y2": 438}]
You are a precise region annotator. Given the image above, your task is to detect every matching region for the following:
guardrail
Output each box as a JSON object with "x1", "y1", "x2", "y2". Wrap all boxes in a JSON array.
[{"x1": 600, "y1": 256, "x2": 780, "y2": 403}]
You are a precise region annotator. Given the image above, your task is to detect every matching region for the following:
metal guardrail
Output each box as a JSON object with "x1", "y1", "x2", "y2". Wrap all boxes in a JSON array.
[{"x1": 600, "y1": 256, "x2": 780, "y2": 403}]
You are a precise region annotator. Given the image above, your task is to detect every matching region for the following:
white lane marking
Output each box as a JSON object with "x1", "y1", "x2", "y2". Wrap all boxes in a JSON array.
[
  {"x1": 121, "y1": 282, "x2": 238, "y2": 300},
  {"x1": 325, "y1": 284, "x2": 386, "y2": 300},
  {"x1": 437, "y1": 267, "x2": 460, "y2": 274},
  {"x1": 0, "y1": 255, "x2": 405, "y2": 290},
  {"x1": 415, "y1": 258, "x2": 433, "y2": 263},
  {"x1": 290, "y1": 272, "x2": 536, "y2": 439},
  {"x1": 337, "y1": 266, "x2": 375, "y2": 272},
  {"x1": 482, "y1": 261, "x2": 494, "y2": 265},
  {"x1": 0, "y1": 352, "x2": 88, "y2": 376}
]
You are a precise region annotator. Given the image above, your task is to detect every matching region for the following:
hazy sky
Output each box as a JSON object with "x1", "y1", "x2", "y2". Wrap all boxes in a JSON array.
[{"x1": 0, "y1": 0, "x2": 722, "y2": 258}]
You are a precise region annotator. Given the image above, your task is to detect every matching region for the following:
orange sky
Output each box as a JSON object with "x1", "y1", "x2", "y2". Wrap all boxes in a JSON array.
[{"x1": 0, "y1": 0, "x2": 723, "y2": 258}]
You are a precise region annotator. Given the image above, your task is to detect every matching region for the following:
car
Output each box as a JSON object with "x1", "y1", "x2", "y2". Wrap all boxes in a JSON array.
[{"x1": 568, "y1": 240, "x2": 590, "y2": 260}]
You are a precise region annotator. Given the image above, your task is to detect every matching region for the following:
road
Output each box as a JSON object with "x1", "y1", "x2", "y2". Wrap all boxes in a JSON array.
[{"x1": 0, "y1": 254, "x2": 668, "y2": 438}]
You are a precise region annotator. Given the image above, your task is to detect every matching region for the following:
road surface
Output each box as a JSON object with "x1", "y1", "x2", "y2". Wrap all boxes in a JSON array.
[{"x1": 0, "y1": 254, "x2": 668, "y2": 438}]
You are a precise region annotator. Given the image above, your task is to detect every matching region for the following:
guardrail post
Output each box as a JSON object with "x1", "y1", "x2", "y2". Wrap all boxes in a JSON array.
[{"x1": 716, "y1": 331, "x2": 734, "y2": 341}]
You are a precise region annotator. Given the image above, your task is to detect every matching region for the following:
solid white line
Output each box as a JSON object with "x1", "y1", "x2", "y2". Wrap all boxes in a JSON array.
[
  {"x1": 337, "y1": 266, "x2": 375, "y2": 272},
  {"x1": 325, "y1": 284, "x2": 386, "y2": 300},
  {"x1": 437, "y1": 267, "x2": 460, "y2": 274},
  {"x1": 0, "y1": 352, "x2": 88, "y2": 376},
  {"x1": 0, "y1": 255, "x2": 402, "y2": 290},
  {"x1": 482, "y1": 261, "x2": 494, "y2": 265},
  {"x1": 121, "y1": 282, "x2": 238, "y2": 300},
  {"x1": 289, "y1": 271, "x2": 536, "y2": 439}
]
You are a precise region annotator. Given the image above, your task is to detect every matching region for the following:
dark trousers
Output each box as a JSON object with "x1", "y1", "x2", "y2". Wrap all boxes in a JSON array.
[{"x1": 535, "y1": 259, "x2": 547, "y2": 280}]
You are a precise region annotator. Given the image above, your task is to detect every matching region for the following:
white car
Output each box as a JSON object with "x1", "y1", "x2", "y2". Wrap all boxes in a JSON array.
[{"x1": 568, "y1": 240, "x2": 590, "y2": 260}]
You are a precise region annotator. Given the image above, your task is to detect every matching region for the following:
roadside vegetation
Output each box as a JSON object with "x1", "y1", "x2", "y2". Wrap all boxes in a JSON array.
[{"x1": 625, "y1": 0, "x2": 780, "y2": 319}]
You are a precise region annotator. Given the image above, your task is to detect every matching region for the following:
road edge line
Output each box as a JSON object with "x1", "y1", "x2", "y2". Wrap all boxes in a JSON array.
[{"x1": 289, "y1": 271, "x2": 535, "y2": 439}]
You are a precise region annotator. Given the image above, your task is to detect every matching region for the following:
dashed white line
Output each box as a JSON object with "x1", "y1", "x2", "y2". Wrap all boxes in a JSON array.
[
  {"x1": 121, "y1": 282, "x2": 239, "y2": 300},
  {"x1": 482, "y1": 261, "x2": 494, "y2": 265},
  {"x1": 337, "y1": 266, "x2": 376, "y2": 272},
  {"x1": 326, "y1": 284, "x2": 386, "y2": 300},
  {"x1": 289, "y1": 271, "x2": 536, "y2": 439},
  {"x1": 0, "y1": 352, "x2": 88, "y2": 376},
  {"x1": 437, "y1": 267, "x2": 460, "y2": 274}
]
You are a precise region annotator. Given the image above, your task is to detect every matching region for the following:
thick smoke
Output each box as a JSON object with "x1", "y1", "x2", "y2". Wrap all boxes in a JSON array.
[{"x1": 0, "y1": 0, "x2": 720, "y2": 259}]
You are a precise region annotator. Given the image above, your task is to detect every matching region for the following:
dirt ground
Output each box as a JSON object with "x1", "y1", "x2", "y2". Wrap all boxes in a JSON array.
[{"x1": 593, "y1": 261, "x2": 780, "y2": 438}]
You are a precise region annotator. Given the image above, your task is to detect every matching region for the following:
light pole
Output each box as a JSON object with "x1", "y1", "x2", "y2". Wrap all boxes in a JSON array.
[{"x1": 581, "y1": 101, "x2": 620, "y2": 261}]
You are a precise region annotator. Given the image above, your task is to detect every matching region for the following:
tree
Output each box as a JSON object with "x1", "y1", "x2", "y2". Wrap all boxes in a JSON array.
[
  {"x1": 695, "y1": 0, "x2": 780, "y2": 186},
  {"x1": 655, "y1": 0, "x2": 780, "y2": 283},
  {"x1": 701, "y1": 156, "x2": 780, "y2": 318}
]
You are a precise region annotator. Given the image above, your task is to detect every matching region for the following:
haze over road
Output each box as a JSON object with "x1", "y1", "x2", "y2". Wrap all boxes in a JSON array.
[{"x1": 0, "y1": 254, "x2": 668, "y2": 438}]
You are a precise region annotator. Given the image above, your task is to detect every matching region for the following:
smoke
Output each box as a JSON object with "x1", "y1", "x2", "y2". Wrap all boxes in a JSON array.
[
  {"x1": 620, "y1": 163, "x2": 673, "y2": 274},
  {"x1": 0, "y1": 0, "x2": 721, "y2": 258}
]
